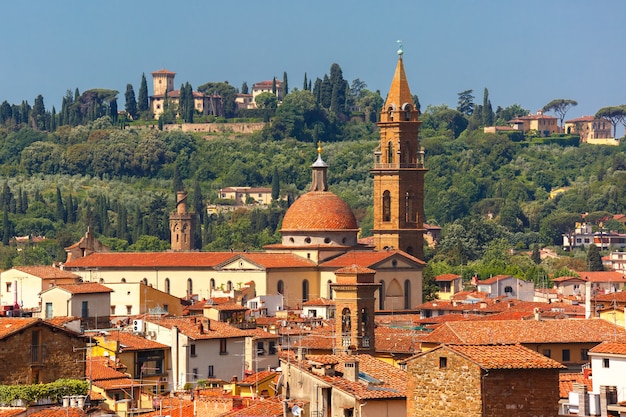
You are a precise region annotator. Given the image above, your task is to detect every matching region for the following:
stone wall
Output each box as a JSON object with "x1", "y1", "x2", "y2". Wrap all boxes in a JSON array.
[
  {"x1": 0, "y1": 322, "x2": 85, "y2": 384},
  {"x1": 160, "y1": 122, "x2": 265, "y2": 134},
  {"x1": 406, "y1": 348, "x2": 560, "y2": 417}
]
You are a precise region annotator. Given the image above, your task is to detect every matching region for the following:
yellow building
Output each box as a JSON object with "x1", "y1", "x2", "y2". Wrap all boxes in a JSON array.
[
  {"x1": 509, "y1": 110, "x2": 559, "y2": 136},
  {"x1": 564, "y1": 115, "x2": 613, "y2": 143}
]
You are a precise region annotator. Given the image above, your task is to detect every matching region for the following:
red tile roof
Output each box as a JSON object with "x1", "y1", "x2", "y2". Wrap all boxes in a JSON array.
[
  {"x1": 320, "y1": 250, "x2": 425, "y2": 268},
  {"x1": 27, "y1": 408, "x2": 86, "y2": 417},
  {"x1": 220, "y1": 398, "x2": 284, "y2": 417},
  {"x1": 441, "y1": 344, "x2": 565, "y2": 369},
  {"x1": 281, "y1": 191, "x2": 358, "y2": 232},
  {"x1": 146, "y1": 316, "x2": 248, "y2": 339},
  {"x1": 48, "y1": 282, "x2": 113, "y2": 294},
  {"x1": 555, "y1": 271, "x2": 626, "y2": 283},
  {"x1": 0, "y1": 408, "x2": 26, "y2": 417},
  {"x1": 103, "y1": 330, "x2": 168, "y2": 351},
  {"x1": 303, "y1": 297, "x2": 335, "y2": 306},
  {"x1": 293, "y1": 353, "x2": 407, "y2": 400},
  {"x1": 477, "y1": 275, "x2": 513, "y2": 285},
  {"x1": 559, "y1": 372, "x2": 592, "y2": 398},
  {"x1": 422, "y1": 318, "x2": 626, "y2": 345},
  {"x1": 589, "y1": 341, "x2": 626, "y2": 355},
  {"x1": 435, "y1": 274, "x2": 461, "y2": 282},
  {"x1": 12, "y1": 266, "x2": 81, "y2": 279},
  {"x1": 0, "y1": 317, "x2": 83, "y2": 339}
]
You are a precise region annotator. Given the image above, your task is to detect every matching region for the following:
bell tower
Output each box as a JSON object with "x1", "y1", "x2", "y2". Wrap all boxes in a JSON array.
[
  {"x1": 331, "y1": 265, "x2": 380, "y2": 355},
  {"x1": 170, "y1": 191, "x2": 194, "y2": 251},
  {"x1": 371, "y1": 46, "x2": 427, "y2": 259}
]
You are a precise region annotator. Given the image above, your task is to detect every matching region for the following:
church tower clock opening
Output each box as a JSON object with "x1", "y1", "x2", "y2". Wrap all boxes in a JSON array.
[{"x1": 371, "y1": 45, "x2": 427, "y2": 259}]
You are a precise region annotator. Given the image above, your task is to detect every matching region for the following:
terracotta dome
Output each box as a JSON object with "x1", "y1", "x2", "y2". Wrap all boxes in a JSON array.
[{"x1": 281, "y1": 191, "x2": 358, "y2": 231}]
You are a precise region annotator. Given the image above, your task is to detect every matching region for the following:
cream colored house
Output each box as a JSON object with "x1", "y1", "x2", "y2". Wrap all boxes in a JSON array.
[
  {"x1": 219, "y1": 186, "x2": 275, "y2": 206},
  {"x1": 564, "y1": 115, "x2": 613, "y2": 143},
  {"x1": 0, "y1": 266, "x2": 81, "y2": 311},
  {"x1": 106, "y1": 281, "x2": 183, "y2": 318},
  {"x1": 251, "y1": 79, "x2": 283, "y2": 102},
  {"x1": 509, "y1": 110, "x2": 559, "y2": 136},
  {"x1": 39, "y1": 282, "x2": 112, "y2": 329}
]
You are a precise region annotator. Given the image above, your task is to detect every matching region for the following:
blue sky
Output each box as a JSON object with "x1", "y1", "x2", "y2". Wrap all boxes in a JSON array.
[{"x1": 2, "y1": 0, "x2": 625, "y2": 119}]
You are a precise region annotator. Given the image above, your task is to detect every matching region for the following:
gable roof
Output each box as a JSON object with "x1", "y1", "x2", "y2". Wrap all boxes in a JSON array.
[
  {"x1": 10, "y1": 266, "x2": 81, "y2": 280},
  {"x1": 320, "y1": 249, "x2": 425, "y2": 269},
  {"x1": 146, "y1": 316, "x2": 248, "y2": 340},
  {"x1": 41, "y1": 282, "x2": 113, "y2": 295},
  {"x1": 0, "y1": 317, "x2": 83, "y2": 339},
  {"x1": 435, "y1": 274, "x2": 461, "y2": 282},
  {"x1": 422, "y1": 318, "x2": 626, "y2": 345},
  {"x1": 102, "y1": 330, "x2": 168, "y2": 351},
  {"x1": 477, "y1": 275, "x2": 514, "y2": 285},
  {"x1": 589, "y1": 341, "x2": 626, "y2": 355}
]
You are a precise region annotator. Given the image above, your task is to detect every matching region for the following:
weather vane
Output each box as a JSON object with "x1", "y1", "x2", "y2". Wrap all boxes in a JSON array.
[{"x1": 397, "y1": 40, "x2": 403, "y2": 56}]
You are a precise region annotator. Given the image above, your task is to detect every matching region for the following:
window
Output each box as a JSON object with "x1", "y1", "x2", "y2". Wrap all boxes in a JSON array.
[
  {"x1": 542, "y1": 349, "x2": 551, "y2": 358},
  {"x1": 165, "y1": 278, "x2": 170, "y2": 294},
  {"x1": 269, "y1": 341, "x2": 277, "y2": 355},
  {"x1": 404, "y1": 280, "x2": 411, "y2": 309},
  {"x1": 581, "y1": 349, "x2": 589, "y2": 361},
  {"x1": 379, "y1": 281, "x2": 385, "y2": 310},
  {"x1": 257, "y1": 341, "x2": 265, "y2": 356},
  {"x1": 110, "y1": 305, "x2": 116, "y2": 316},
  {"x1": 187, "y1": 278, "x2": 193, "y2": 296},
  {"x1": 208, "y1": 365, "x2": 214, "y2": 377},
  {"x1": 31, "y1": 330, "x2": 41, "y2": 363},
  {"x1": 562, "y1": 349, "x2": 570, "y2": 362},
  {"x1": 504, "y1": 286, "x2": 513, "y2": 294},
  {"x1": 327, "y1": 280, "x2": 333, "y2": 300},
  {"x1": 277, "y1": 280, "x2": 284, "y2": 295},
  {"x1": 190, "y1": 344, "x2": 197, "y2": 357},
  {"x1": 341, "y1": 308, "x2": 351, "y2": 334},
  {"x1": 163, "y1": 304, "x2": 169, "y2": 313},
  {"x1": 210, "y1": 278, "x2": 215, "y2": 289},
  {"x1": 603, "y1": 358, "x2": 610, "y2": 368},
  {"x1": 227, "y1": 281, "x2": 233, "y2": 291},
  {"x1": 5, "y1": 282, "x2": 10, "y2": 292},
  {"x1": 220, "y1": 339, "x2": 227, "y2": 355},
  {"x1": 142, "y1": 278, "x2": 148, "y2": 285},
  {"x1": 45, "y1": 302, "x2": 53, "y2": 319},
  {"x1": 439, "y1": 357, "x2": 447, "y2": 368},
  {"x1": 126, "y1": 305, "x2": 132, "y2": 315},
  {"x1": 387, "y1": 142, "x2": 393, "y2": 162},
  {"x1": 81, "y1": 301, "x2": 89, "y2": 318},
  {"x1": 383, "y1": 191, "x2": 391, "y2": 222},
  {"x1": 302, "y1": 280, "x2": 309, "y2": 303},
  {"x1": 192, "y1": 368, "x2": 198, "y2": 380}
]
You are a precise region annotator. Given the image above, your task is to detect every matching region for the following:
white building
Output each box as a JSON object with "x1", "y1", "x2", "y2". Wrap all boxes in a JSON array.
[
  {"x1": 587, "y1": 341, "x2": 626, "y2": 415},
  {"x1": 476, "y1": 275, "x2": 535, "y2": 301}
]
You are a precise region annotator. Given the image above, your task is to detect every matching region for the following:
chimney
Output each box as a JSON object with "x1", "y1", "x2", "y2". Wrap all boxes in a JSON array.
[
  {"x1": 202, "y1": 317, "x2": 210, "y2": 331},
  {"x1": 343, "y1": 360, "x2": 359, "y2": 382},
  {"x1": 533, "y1": 307, "x2": 541, "y2": 321}
]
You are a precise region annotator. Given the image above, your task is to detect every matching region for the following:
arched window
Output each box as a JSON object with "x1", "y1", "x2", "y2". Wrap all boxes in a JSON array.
[
  {"x1": 404, "y1": 107, "x2": 411, "y2": 121},
  {"x1": 277, "y1": 280, "x2": 284, "y2": 295},
  {"x1": 142, "y1": 278, "x2": 148, "y2": 285},
  {"x1": 165, "y1": 278, "x2": 170, "y2": 294},
  {"x1": 227, "y1": 281, "x2": 233, "y2": 292},
  {"x1": 210, "y1": 278, "x2": 215, "y2": 289},
  {"x1": 383, "y1": 191, "x2": 391, "y2": 222},
  {"x1": 341, "y1": 308, "x2": 351, "y2": 334},
  {"x1": 327, "y1": 280, "x2": 333, "y2": 300},
  {"x1": 302, "y1": 280, "x2": 309, "y2": 303},
  {"x1": 99, "y1": 278, "x2": 104, "y2": 284},
  {"x1": 404, "y1": 280, "x2": 411, "y2": 309},
  {"x1": 360, "y1": 308, "x2": 368, "y2": 335},
  {"x1": 187, "y1": 278, "x2": 193, "y2": 297},
  {"x1": 379, "y1": 280, "x2": 385, "y2": 310},
  {"x1": 387, "y1": 142, "x2": 393, "y2": 163},
  {"x1": 388, "y1": 108, "x2": 394, "y2": 121},
  {"x1": 121, "y1": 278, "x2": 126, "y2": 283}
]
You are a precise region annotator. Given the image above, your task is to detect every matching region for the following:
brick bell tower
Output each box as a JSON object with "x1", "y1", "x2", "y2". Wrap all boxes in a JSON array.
[
  {"x1": 371, "y1": 45, "x2": 427, "y2": 260},
  {"x1": 170, "y1": 191, "x2": 194, "y2": 251},
  {"x1": 331, "y1": 265, "x2": 380, "y2": 355}
]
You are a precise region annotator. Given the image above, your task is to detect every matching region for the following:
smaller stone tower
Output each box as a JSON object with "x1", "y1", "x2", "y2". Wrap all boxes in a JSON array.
[
  {"x1": 170, "y1": 191, "x2": 194, "y2": 251},
  {"x1": 331, "y1": 265, "x2": 380, "y2": 354},
  {"x1": 152, "y1": 69, "x2": 176, "y2": 96}
]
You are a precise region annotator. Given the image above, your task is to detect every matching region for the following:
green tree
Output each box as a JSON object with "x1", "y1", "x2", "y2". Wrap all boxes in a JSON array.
[
  {"x1": 595, "y1": 105, "x2": 626, "y2": 138},
  {"x1": 282, "y1": 71, "x2": 288, "y2": 97},
  {"x1": 241, "y1": 81, "x2": 249, "y2": 94},
  {"x1": 543, "y1": 99, "x2": 577, "y2": 131},
  {"x1": 55, "y1": 187, "x2": 66, "y2": 223},
  {"x1": 482, "y1": 88, "x2": 494, "y2": 126},
  {"x1": 124, "y1": 84, "x2": 138, "y2": 120},
  {"x1": 138, "y1": 73, "x2": 149, "y2": 114},
  {"x1": 255, "y1": 92, "x2": 278, "y2": 109},
  {"x1": 457, "y1": 89, "x2": 474, "y2": 116},
  {"x1": 271, "y1": 167, "x2": 280, "y2": 201},
  {"x1": 197, "y1": 82, "x2": 237, "y2": 117},
  {"x1": 129, "y1": 235, "x2": 170, "y2": 251},
  {"x1": 586, "y1": 244, "x2": 603, "y2": 271},
  {"x1": 31, "y1": 95, "x2": 46, "y2": 130},
  {"x1": 303, "y1": 73, "x2": 308, "y2": 91},
  {"x1": 531, "y1": 245, "x2": 541, "y2": 264}
]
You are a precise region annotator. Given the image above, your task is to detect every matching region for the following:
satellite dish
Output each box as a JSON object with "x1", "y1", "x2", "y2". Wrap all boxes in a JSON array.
[{"x1": 292, "y1": 405, "x2": 302, "y2": 416}]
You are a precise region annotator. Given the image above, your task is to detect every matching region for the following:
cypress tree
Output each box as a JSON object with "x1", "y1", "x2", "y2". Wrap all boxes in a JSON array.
[
  {"x1": 124, "y1": 84, "x2": 138, "y2": 120},
  {"x1": 241, "y1": 82, "x2": 249, "y2": 94},
  {"x1": 55, "y1": 187, "x2": 66, "y2": 223},
  {"x1": 282, "y1": 71, "x2": 288, "y2": 97},
  {"x1": 271, "y1": 167, "x2": 280, "y2": 201},
  {"x1": 482, "y1": 87, "x2": 494, "y2": 126},
  {"x1": 531, "y1": 245, "x2": 541, "y2": 264},
  {"x1": 303, "y1": 73, "x2": 308, "y2": 91},
  {"x1": 320, "y1": 75, "x2": 332, "y2": 108},
  {"x1": 587, "y1": 244, "x2": 604, "y2": 271},
  {"x1": 138, "y1": 73, "x2": 149, "y2": 113},
  {"x1": 272, "y1": 77, "x2": 277, "y2": 95},
  {"x1": 2, "y1": 209, "x2": 9, "y2": 246},
  {"x1": 109, "y1": 98, "x2": 118, "y2": 123}
]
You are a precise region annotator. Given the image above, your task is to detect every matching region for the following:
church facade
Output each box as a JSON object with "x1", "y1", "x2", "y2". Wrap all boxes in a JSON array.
[{"x1": 61, "y1": 53, "x2": 426, "y2": 313}]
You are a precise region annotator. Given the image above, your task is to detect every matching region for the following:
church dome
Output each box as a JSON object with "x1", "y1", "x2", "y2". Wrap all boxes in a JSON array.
[{"x1": 281, "y1": 191, "x2": 358, "y2": 232}]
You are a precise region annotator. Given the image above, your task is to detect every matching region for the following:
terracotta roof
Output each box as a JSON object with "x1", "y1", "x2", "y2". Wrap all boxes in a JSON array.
[
  {"x1": 0, "y1": 408, "x2": 26, "y2": 417},
  {"x1": 27, "y1": 408, "x2": 86, "y2": 417},
  {"x1": 446, "y1": 344, "x2": 564, "y2": 369},
  {"x1": 384, "y1": 56, "x2": 414, "y2": 113},
  {"x1": 565, "y1": 116, "x2": 596, "y2": 123},
  {"x1": 206, "y1": 302, "x2": 248, "y2": 311},
  {"x1": 151, "y1": 68, "x2": 175, "y2": 75},
  {"x1": 303, "y1": 297, "x2": 335, "y2": 306},
  {"x1": 241, "y1": 370, "x2": 278, "y2": 384},
  {"x1": 435, "y1": 273, "x2": 461, "y2": 282},
  {"x1": 220, "y1": 398, "x2": 284, "y2": 417},
  {"x1": 477, "y1": 275, "x2": 513, "y2": 285},
  {"x1": 64, "y1": 251, "x2": 315, "y2": 270},
  {"x1": 559, "y1": 372, "x2": 592, "y2": 399},
  {"x1": 293, "y1": 353, "x2": 407, "y2": 400},
  {"x1": 146, "y1": 316, "x2": 248, "y2": 339},
  {"x1": 594, "y1": 292, "x2": 626, "y2": 303},
  {"x1": 335, "y1": 264, "x2": 376, "y2": 274},
  {"x1": 281, "y1": 192, "x2": 358, "y2": 232},
  {"x1": 103, "y1": 330, "x2": 168, "y2": 351},
  {"x1": 244, "y1": 327, "x2": 280, "y2": 340},
  {"x1": 0, "y1": 317, "x2": 83, "y2": 339},
  {"x1": 46, "y1": 282, "x2": 113, "y2": 294},
  {"x1": 11, "y1": 266, "x2": 80, "y2": 279},
  {"x1": 589, "y1": 341, "x2": 626, "y2": 355},
  {"x1": 320, "y1": 249, "x2": 425, "y2": 268},
  {"x1": 422, "y1": 318, "x2": 626, "y2": 345},
  {"x1": 555, "y1": 271, "x2": 626, "y2": 283}
]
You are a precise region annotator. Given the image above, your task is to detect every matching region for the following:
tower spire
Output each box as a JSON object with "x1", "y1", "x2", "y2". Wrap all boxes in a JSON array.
[{"x1": 310, "y1": 141, "x2": 328, "y2": 192}]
